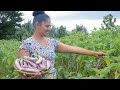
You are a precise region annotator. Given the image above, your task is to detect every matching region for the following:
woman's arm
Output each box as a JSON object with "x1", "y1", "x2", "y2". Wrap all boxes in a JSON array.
[
  {"x1": 56, "y1": 42, "x2": 107, "y2": 57},
  {"x1": 18, "y1": 49, "x2": 30, "y2": 58},
  {"x1": 18, "y1": 49, "x2": 42, "y2": 79}
]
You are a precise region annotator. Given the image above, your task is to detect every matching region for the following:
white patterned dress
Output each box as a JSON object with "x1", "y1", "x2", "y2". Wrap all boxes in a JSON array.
[{"x1": 18, "y1": 37, "x2": 59, "y2": 79}]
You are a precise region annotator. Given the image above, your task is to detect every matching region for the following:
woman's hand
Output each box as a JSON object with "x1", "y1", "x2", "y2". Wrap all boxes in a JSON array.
[
  {"x1": 18, "y1": 72, "x2": 42, "y2": 79},
  {"x1": 94, "y1": 52, "x2": 107, "y2": 58}
]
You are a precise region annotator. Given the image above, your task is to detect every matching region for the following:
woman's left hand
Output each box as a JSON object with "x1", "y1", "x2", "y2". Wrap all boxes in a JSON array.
[
  {"x1": 94, "y1": 52, "x2": 107, "y2": 58},
  {"x1": 19, "y1": 72, "x2": 42, "y2": 79}
]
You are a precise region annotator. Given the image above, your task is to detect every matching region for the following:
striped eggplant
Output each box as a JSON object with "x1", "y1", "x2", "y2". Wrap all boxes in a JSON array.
[
  {"x1": 15, "y1": 59, "x2": 40, "y2": 73},
  {"x1": 23, "y1": 59, "x2": 38, "y2": 68},
  {"x1": 23, "y1": 56, "x2": 37, "y2": 62},
  {"x1": 36, "y1": 57, "x2": 43, "y2": 64}
]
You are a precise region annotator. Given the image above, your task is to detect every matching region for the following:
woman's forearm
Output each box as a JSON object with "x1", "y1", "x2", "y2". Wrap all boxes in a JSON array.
[
  {"x1": 57, "y1": 42, "x2": 105, "y2": 57},
  {"x1": 64, "y1": 45, "x2": 96, "y2": 56}
]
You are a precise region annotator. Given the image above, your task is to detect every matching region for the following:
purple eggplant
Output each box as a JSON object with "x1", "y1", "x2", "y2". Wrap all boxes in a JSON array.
[
  {"x1": 20, "y1": 68, "x2": 40, "y2": 73},
  {"x1": 23, "y1": 56, "x2": 37, "y2": 61},
  {"x1": 23, "y1": 61, "x2": 28, "y2": 66},
  {"x1": 14, "y1": 59, "x2": 22, "y2": 70},
  {"x1": 23, "y1": 59, "x2": 38, "y2": 68},
  {"x1": 36, "y1": 57, "x2": 43, "y2": 64}
]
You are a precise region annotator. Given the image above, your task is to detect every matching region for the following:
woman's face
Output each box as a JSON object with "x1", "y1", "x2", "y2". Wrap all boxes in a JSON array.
[{"x1": 37, "y1": 18, "x2": 51, "y2": 36}]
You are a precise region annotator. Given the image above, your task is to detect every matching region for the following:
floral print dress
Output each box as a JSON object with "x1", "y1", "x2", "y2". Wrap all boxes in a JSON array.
[{"x1": 18, "y1": 37, "x2": 59, "y2": 79}]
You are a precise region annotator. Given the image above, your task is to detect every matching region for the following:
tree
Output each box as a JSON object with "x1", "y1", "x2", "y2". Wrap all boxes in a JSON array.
[
  {"x1": 101, "y1": 14, "x2": 117, "y2": 30},
  {"x1": 47, "y1": 25, "x2": 68, "y2": 38},
  {"x1": 47, "y1": 25, "x2": 57, "y2": 38},
  {"x1": 15, "y1": 20, "x2": 34, "y2": 41},
  {"x1": 72, "y1": 24, "x2": 88, "y2": 34},
  {"x1": 0, "y1": 11, "x2": 23, "y2": 39},
  {"x1": 56, "y1": 25, "x2": 68, "y2": 38}
]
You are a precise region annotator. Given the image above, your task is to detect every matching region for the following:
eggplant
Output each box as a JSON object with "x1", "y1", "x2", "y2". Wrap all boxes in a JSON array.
[
  {"x1": 46, "y1": 60, "x2": 51, "y2": 69},
  {"x1": 36, "y1": 57, "x2": 43, "y2": 64},
  {"x1": 24, "y1": 59, "x2": 38, "y2": 68},
  {"x1": 23, "y1": 56, "x2": 37, "y2": 61}
]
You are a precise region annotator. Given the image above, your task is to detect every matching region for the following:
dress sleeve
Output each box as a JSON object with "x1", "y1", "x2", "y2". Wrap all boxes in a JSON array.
[{"x1": 18, "y1": 40, "x2": 30, "y2": 52}]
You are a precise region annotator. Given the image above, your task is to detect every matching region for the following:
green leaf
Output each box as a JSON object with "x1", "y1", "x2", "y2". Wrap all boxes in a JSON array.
[
  {"x1": 115, "y1": 70, "x2": 119, "y2": 79},
  {"x1": 100, "y1": 67, "x2": 110, "y2": 75},
  {"x1": 7, "y1": 58, "x2": 13, "y2": 65},
  {"x1": 2, "y1": 57, "x2": 7, "y2": 64},
  {"x1": 92, "y1": 68, "x2": 100, "y2": 74},
  {"x1": 105, "y1": 58, "x2": 110, "y2": 66}
]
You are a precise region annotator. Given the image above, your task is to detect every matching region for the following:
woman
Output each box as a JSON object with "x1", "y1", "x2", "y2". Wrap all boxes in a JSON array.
[{"x1": 18, "y1": 11, "x2": 107, "y2": 79}]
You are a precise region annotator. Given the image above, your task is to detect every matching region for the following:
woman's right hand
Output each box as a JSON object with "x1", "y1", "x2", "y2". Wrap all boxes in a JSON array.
[{"x1": 94, "y1": 51, "x2": 107, "y2": 58}]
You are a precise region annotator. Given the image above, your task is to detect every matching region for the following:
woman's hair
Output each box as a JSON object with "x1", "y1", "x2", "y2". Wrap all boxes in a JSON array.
[{"x1": 32, "y1": 11, "x2": 50, "y2": 28}]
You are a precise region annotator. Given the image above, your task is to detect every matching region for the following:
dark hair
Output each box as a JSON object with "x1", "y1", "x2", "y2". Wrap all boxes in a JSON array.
[{"x1": 32, "y1": 11, "x2": 50, "y2": 27}]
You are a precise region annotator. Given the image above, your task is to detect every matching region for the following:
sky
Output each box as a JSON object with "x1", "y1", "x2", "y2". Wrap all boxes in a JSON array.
[{"x1": 21, "y1": 11, "x2": 120, "y2": 33}]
